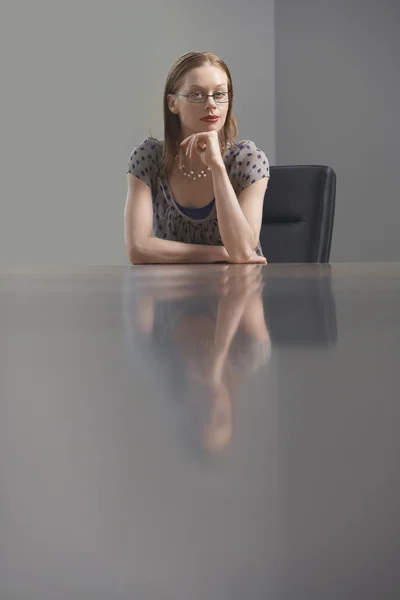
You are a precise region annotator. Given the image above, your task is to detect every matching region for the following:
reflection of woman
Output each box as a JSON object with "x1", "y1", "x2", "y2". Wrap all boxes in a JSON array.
[
  {"x1": 123, "y1": 265, "x2": 271, "y2": 454},
  {"x1": 124, "y1": 51, "x2": 270, "y2": 264}
]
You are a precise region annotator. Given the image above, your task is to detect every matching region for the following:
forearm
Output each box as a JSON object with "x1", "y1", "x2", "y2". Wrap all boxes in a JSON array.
[
  {"x1": 211, "y1": 293, "x2": 247, "y2": 381},
  {"x1": 214, "y1": 294, "x2": 247, "y2": 358},
  {"x1": 240, "y1": 293, "x2": 270, "y2": 341},
  {"x1": 130, "y1": 237, "x2": 230, "y2": 264},
  {"x1": 210, "y1": 162, "x2": 257, "y2": 261}
]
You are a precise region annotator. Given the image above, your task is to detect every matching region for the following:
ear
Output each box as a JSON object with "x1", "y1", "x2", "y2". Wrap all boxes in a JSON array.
[{"x1": 167, "y1": 93, "x2": 179, "y2": 115}]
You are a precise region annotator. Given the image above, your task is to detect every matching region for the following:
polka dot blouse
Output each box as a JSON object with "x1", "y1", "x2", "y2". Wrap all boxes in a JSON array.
[{"x1": 126, "y1": 137, "x2": 270, "y2": 254}]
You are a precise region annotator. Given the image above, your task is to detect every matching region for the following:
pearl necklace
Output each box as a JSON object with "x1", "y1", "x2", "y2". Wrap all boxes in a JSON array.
[{"x1": 175, "y1": 153, "x2": 211, "y2": 181}]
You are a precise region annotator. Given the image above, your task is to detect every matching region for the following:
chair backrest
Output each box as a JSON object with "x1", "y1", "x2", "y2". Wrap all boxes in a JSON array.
[{"x1": 260, "y1": 165, "x2": 336, "y2": 262}]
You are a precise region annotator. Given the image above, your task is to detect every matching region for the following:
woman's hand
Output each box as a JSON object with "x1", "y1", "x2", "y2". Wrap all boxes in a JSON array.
[
  {"x1": 180, "y1": 131, "x2": 224, "y2": 168},
  {"x1": 216, "y1": 245, "x2": 267, "y2": 264},
  {"x1": 244, "y1": 251, "x2": 267, "y2": 264},
  {"x1": 228, "y1": 250, "x2": 267, "y2": 264}
]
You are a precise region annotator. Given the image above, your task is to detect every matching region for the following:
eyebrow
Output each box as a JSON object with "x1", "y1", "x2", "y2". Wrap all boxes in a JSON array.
[{"x1": 187, "y1": 83, "x2": 227, "y2": 89}]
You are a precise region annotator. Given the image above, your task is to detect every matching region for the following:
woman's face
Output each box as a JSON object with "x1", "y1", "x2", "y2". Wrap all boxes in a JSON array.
[{"x1": 168, "y1": 64, "x2": 230, "y2": 140}]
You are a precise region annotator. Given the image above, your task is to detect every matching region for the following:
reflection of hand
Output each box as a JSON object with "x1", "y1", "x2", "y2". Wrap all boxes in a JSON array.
[
  {"x1": 221, "y1": 264, "x2": 264, "y2": 298},
  {"x1": 211, "y1": 264, "x2": 268, "y2": 383}
]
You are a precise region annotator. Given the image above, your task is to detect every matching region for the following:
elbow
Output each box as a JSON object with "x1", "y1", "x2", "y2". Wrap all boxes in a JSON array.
[
  {"x1": 128, "y1": 242, "x2": 147, "y2": 265},
  {"x1": 224, "y1": 231, "x2": 258, "y2": 263},
  {"x1": 228, "y1": 246, "x2": 255, "y2": 264},
  {"x1": 129, "y1": 255, "x2": 143, "y2": 266}
]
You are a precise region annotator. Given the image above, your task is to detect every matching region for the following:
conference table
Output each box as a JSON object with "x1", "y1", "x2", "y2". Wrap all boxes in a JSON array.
[{"x1": 1, "y1": 263, "x2": 399, "y2": 599}]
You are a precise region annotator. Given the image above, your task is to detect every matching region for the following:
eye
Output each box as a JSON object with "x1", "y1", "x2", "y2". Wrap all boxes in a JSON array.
[
  {"x1": 214, "y1": 92, "x2": 226, "y2": 98},
  {"x1": 191, "y1": 91, "x2": 205, "y2": 99}
]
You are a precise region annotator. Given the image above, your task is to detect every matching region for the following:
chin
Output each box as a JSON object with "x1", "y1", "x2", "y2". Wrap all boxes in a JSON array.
[{"x1": 200, "y1": 123, "x2": 223, "y2": 132}]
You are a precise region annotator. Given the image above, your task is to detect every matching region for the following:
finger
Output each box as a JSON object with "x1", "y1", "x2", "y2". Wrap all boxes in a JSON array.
[
  {"x1": 249, "y1": 256, "x2": 266, "y2": 264},
  {"x1": 189, "y1": 136, "x2": 196, "y2": 159},
  {"x1": 252, "y1": 253, "x2": 267, "y2": 263},
  {"x1": 193, "y1": 136, "x2": 202, "y2": 158},
  {"x1": 190, "y1": 135, "x2": 198, "y2": 160},
  {"x1": 180, "y1": 136, "x2": 191, "y2": 147},
  {"x1": 186, "y1": 135, "x2": 194, "y2": 158},
  {"x1": 186, "y1": 139, "x2": 192, "y2": 158}
]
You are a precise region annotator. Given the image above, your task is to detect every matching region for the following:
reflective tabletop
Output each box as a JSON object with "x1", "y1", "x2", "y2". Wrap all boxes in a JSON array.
[{"x1": 1, "y1": 263, "x2": 399, "y2": 599}]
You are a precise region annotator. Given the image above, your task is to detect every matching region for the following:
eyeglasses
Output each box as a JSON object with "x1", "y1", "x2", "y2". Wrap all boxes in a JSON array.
[{"x1": 173, "y1": 91, "x2": 232, "y2": 104}]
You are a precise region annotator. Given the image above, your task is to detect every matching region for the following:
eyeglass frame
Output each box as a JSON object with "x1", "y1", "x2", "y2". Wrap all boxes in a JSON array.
[{"x1": 172, "y1": 91, "x2": 233, "y2": 104}]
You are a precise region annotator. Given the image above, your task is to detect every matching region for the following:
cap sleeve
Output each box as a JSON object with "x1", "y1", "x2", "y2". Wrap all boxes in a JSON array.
[
  {"x1": 231, "y1": 140, "x2": 270, "y2": 195},
  {"x1": 126, "y1": 137, "x2": 159, "y2": 191}
]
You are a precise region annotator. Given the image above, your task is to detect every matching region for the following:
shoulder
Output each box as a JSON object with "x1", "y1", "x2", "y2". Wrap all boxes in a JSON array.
[
  {"x1": 226, "y1": 140, "x2": 270, "y2": 191},
  {"x1": 129, "y1": 136, "x2": 163, "y2": 163},
  {"x1": 229, "y1": 140, "x2": 269, "y2": 164},
  {"x1": 127, "y1": 137, "x2": 163, "y2": 183}
]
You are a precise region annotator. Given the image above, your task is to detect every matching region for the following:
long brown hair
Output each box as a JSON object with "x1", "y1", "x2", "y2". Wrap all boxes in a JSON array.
[{"x1": 161, "y1": 51, "x2": 239, "y2": 175}]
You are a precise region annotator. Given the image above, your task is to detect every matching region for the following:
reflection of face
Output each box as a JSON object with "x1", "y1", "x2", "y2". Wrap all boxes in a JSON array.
[{"x1": 169, "y1": 65, "x2": 230, "y2": 139}]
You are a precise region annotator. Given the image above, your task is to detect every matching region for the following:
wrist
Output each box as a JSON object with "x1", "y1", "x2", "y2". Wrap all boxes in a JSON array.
[{"x1": 209, "y1": 160, "x2": 225, "y2": 173}]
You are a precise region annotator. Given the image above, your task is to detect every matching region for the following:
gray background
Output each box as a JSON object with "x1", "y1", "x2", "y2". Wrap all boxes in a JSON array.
[
  {"x1": 276, "y1": 0, "x2": 400, "y2": 261},
  {"x1": 1, "y1": 0, "x2": 398, "y2": 265}
]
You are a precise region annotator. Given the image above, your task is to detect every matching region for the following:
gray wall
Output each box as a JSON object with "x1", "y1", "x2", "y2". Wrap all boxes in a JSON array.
[
  {"x1": 0, "y1": 0, "x2": 275, "y2": 266},
  {"x1": 275, "y1": 0, "x2": 400, "y2": 261}
]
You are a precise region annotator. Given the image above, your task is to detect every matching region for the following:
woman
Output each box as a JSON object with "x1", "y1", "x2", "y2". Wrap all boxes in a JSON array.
[{"x1": 124, "y1": 51, "x2": 270, "y2": 265}]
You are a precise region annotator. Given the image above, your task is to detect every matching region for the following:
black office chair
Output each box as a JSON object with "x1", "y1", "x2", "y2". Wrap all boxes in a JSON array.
[{"x1": 260, "y1": 166, "x2": 336, "y2": 262}]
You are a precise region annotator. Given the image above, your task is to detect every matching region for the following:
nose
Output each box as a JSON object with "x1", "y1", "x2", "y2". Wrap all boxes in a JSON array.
[{"x1": 205, "y1": 95, "x2": 217, "y2": 109}]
